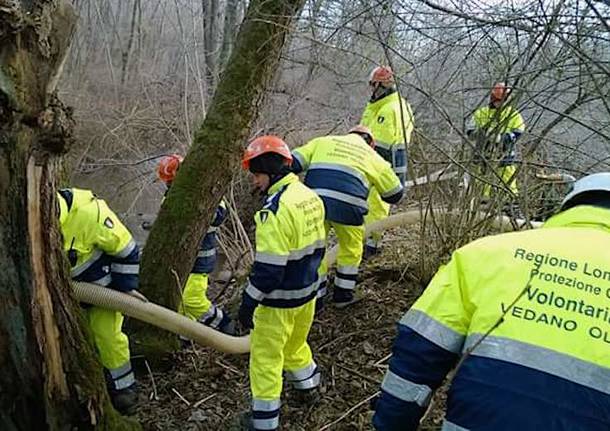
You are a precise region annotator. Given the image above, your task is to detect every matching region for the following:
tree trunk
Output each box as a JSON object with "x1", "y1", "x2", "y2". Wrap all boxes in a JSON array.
[
  {"x1": 137, "y1": 0, "x2": 306, "y2": 357},
  {"x1": 0, "y1": 2, "x2": 139, "y2": 429}
]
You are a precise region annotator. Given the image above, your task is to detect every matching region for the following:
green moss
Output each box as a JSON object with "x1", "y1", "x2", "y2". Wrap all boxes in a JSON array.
[
  {"x1": 96, "y1": 398, "x2": 141, "y2": 431},
  {"x1": 130, "y1": 327, "x2": 179, "y2": 365},
  {"x1": 0, "y1": 66, "x2": 17, "y2": 105}
]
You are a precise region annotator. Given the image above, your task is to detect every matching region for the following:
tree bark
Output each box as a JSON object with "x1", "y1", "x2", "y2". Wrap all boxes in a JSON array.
[
  {"x1": 137, "y1": 0, "x2": 306, "y2": 357},
  {"x1": 0, "y1": 2, "x2": 139, "y2": 429}
]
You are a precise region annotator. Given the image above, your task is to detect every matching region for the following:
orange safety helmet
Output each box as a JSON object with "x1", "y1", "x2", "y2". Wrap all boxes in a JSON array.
[
  {"x1": 242, "y1": 135, "x2": 292, "y2": 171},
  {"x1": 490, "y1": 82, "x2": 511, "y2": 102},
  {"x1": 157, "y1": 154, "x2": 183, "y2": 184},
  {"x1": 369, "y1": 66, "x2": 394, "y2": 86},
  {"x1": 348, "y1": 125, "x2": 375, "y2": 148}
]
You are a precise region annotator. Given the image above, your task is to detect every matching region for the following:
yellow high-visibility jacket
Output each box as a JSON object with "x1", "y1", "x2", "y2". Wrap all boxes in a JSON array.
[
  {"x1": 469, "y1": 104, "x2": 525, "y2": 164},
  {"x1": 243, "y1": 173, "x2": 326, "y2": 309},
  {"x1": 361, "y1": 91, "x2": 415, "y2": 183},
  {"x1": 292, "y1": 133, "x2": 403, "y2": 226},
  {"x1": 58, "y1": 188, "x2": 139, "y2": 291},
  {"x1": 373, "y1": 205, "x2": 610, "y2": 431}
]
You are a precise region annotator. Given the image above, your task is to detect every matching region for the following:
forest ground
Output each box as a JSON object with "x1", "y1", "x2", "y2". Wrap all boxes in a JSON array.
[{"x1": 131, "y1": 221, "x2": 447, "y2": 430}]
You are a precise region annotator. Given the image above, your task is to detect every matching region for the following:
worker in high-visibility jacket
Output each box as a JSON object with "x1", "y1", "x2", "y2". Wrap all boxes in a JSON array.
[
  {"x1": 292, "y1": 126, "x2": 403, "y2": 308},
  {"x1": 467, "y1": 82, "x2": 525, "y2": 198},
  {"x1": 373, "y1": 172, "x2": 610, "y2": 431},
  {"x1": 361, "y1": 66, "x2": 415, "y2": 256},
  {"x1": 237, "y1": 136, "x2": 326, "y2": 431},
  {"x1": 58, "y1": 188, "x2": 143, "y2": 414},
  {"x1": 156, "y1": 154, "x2": 234, "y2": 335}
]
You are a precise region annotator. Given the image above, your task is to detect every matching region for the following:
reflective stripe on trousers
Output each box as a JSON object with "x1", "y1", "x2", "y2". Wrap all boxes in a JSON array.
[
  {"x1": 335, "y1": 265, "x2": 358, "y2": 290},
  {"x1": 285, "y1": 361, "x2": 320, "y2": 390},
  {"x1": 317, "y1": 222, "x2": 364, "y2": 290},
  {"x1": 316, "y1": 274, "x2": 328, "y2": 298},
  {"x1": 198, "y1": 304, "x2": 224, "y2": 329},
  {"x1": 250, "y1": 301, "x2": 316, "y2": 430},
  {"x1": 252, "y1": 398, "x2": 280, "y2": 431},
  {"x1": 108, "y1": 361, "x2": 135, "y2": 390}
]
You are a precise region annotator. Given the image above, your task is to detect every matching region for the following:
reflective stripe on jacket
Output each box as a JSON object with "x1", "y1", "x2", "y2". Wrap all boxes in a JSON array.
[
  {"x1": 373, "y1": 205, "x2": 610, "y2": 431},
  {"x1": 361, "y1": 91, "x2": 414, "y2": 184},
  {"x1": 244, "y1": 173, "x2": 326, "y2": 309},
  {"x1": 192, "y1": 200, "x2": 227, "y2": 274},
  {"x1": 292, "y1": 133, "x2": 403, "y2": 225},
  {"x1": 59, "y1": 188, "x2": 140, "y2": 292},
  {"x1": 161, "y1": 185, "x2": 227, "y2": 275}
]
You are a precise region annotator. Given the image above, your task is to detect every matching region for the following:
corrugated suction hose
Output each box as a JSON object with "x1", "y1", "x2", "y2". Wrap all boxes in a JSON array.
[{"x1": 72, "y1": 281, "x2": 250, "y2": 354}]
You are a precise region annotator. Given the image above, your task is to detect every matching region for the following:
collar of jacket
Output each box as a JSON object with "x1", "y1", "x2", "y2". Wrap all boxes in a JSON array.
[
  {"x1": 543, "y1": 205, "x2": 610, "y2": 233},
  {"x1": 267, "y1": 172, "x2": 298, "y2": 196},
  {"x1": 370, "y1": 87, "x2": 398, "y2": 104}
]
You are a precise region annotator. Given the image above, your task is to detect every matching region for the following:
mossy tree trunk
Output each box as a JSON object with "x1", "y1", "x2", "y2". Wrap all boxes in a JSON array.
[
  {"x1": 137, "y1": 0, "x2": 306, "y2": 356},
  {"x1": 0, "y1": 2, "x2": 139, "y2": 429}
]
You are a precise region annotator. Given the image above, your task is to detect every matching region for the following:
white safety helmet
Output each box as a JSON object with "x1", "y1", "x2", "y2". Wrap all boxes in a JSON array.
[{"x1": 561, "y1": 172, "x2": 610, "y2": 209}]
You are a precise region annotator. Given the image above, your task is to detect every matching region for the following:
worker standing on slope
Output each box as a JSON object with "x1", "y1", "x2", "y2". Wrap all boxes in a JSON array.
[
  {"x1": 238, "y1": 136, "x2": 326, "y2": 431},
  {"x1": 57, "y1": 188, "x2": 144, "y2": 414},
  {"x1": 372, "y1": 172, "x2": 610, "y2": 431},
  {"x1": 156, "y1": 154, "x2": 235, "y2": 335},
  {"x1": 467, "y1": 82, "x2": 525, "y2": 200},
  {"x1": 361, "y1": 66, "x2": 415, "y2": 256},
  {"x1": 292, "y1": 126, "x2": 403, "y2": 308}
]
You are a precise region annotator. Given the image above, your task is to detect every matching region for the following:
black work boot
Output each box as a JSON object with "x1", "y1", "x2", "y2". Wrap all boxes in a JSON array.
[
  {"x1": 227, "y1": 411, "x2": 255, "y2": 431},
  {"x1": 332, "y1": 287, "x2": 362, "y2": 309},
  {"x1": 110, "y1": 385, "x2": 138, "y2": 415},
  {"x1": 291, "y1": 387, "x2": 321, "y2": 407},
  {"x1": 363, "y1": 244, "x2": 381, "y2": 260}
]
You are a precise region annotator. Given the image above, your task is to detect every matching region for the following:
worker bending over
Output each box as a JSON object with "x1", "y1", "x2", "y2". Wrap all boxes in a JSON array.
[
  {"x1": 58, "y1": 188, "x2": 143, "y2": 414},
  {"x1": 292, "y1": 126, "x2": 403, "y2": 308}
]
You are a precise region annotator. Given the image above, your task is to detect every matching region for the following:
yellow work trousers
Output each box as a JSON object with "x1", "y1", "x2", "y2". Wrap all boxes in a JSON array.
[
  {"x1": 318, "y1": 221, "x2": 364, "y2": 291},
  {"x1": 179, "y1": 273, "x2": 226, "y2": 329},
  {"x1": 364, "y1": 187, "x2": 390, "y2": 250},
  {"x1": 85, "y1": 306, "x2": 134, "y2": 390},
  {"x1": 250, "y1": 301, "x2": 319, "y2": 431},
  {"x1": 483, "y1": 164, "x2": 518, "y2": 198}
]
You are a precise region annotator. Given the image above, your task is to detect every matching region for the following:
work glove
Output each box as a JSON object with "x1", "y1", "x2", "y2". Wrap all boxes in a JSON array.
[{"x1": 238, "y1": 291, "x2": 258, "y2": 330}]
